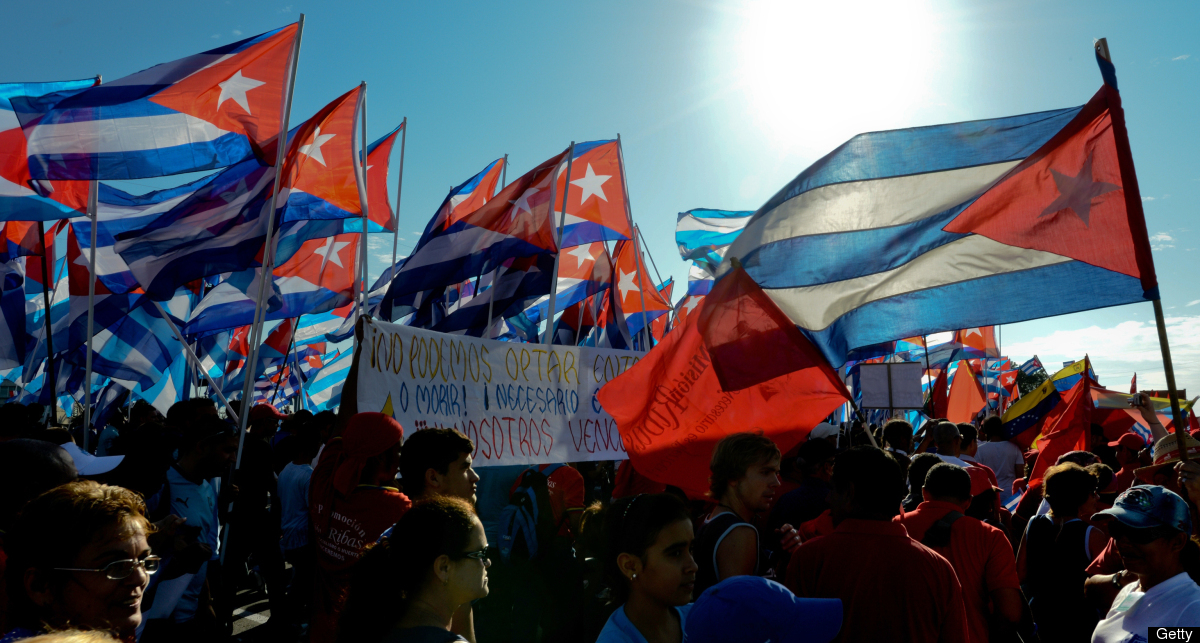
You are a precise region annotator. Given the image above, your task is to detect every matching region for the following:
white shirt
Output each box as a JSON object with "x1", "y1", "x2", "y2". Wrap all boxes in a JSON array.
[
  {"x1": 937, "y1": 454, "x2": 970, "y2": 468},
  {"x1": 1093, "y1": 572, "x2": 1200, "y2": 642},
  {"x1": 975, "y1": 440, "x2": 1025, "y2": 499}
]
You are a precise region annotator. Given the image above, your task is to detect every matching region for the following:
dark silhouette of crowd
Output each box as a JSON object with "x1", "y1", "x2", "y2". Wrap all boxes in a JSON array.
[{"x1": 2, "y1": 393, "x2": 1199, "y2": 643}]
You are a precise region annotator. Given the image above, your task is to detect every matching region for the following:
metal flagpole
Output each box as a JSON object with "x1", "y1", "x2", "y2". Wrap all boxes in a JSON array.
[
  {"x1": 36, "y1": 221, "x2": 56, "y2": 425},
  {"x1": 357, "y1": 82, "x2": 369, "y2": 324},
  {"x1": 637, "y1": 225, "x2": 675, "y2": 330},
  {"x1": 543, "y1": 143, "x2": 575, "y2": 345},
  {"x1": 82, "y1": 178, "x2": 98, "y2": 447},
  {"x1": 1094, "y1": 38, "x2": 1188, "y2": 459},
  {"x1": 235, "y1": 14, "x2": 303, "y2": 465},
  {"x1": 615, "y1": 135, "x2": 651, "y2": 350},
  {"x1": 153, "y1": 302, "x2": 240, "y2": 425},
  {"x1": 390, "y1": 117, "x2": 407, "y2": 273}
]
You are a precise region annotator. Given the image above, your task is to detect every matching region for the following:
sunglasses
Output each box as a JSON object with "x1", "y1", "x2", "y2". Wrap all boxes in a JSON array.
[
  {"x1": 55, "y1": 555, "x2": 162, "y2": 581},
  {"x1": 458, "y1": 548, "x2": 490, "y2": 563},
  {"x1": 1108, "y1": 522, "x2": 1176, "y2": 545}
]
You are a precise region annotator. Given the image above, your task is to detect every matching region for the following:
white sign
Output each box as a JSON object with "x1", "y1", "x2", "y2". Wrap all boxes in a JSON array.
[
  {"x1": 859, "y1": 362, "x2": 926, "y2": 410},
  {"x1": 354, "y1": 318, "x2": 640, "y2": 466}
]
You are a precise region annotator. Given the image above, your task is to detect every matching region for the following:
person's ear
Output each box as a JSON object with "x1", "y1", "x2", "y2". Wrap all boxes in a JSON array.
[
  {"x1": 425, "y1": 467, "x2": 441, "y2": 491},
  {"x1": 434, "y1": 554, "x2": 452, "y2": 584},
  {"x1": 921, "y1": 488, "x2": 933, "y2": 503},
  {"x1": 24, "y1": 568, "x2": 54, "y2": 608},
  {"x1": 616, "y1": 552, "x2": 643, "y2": 582},
  {"x1": 1169, "y1": 531, "x2": 1188, "y2": 555}
]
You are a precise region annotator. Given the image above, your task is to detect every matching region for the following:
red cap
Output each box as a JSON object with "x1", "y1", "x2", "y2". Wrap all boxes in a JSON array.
[
  {"x1": 250, "y1": 404, "x2": 287, "y2": 422},
  {"x1": 966, "y1": 466, "x2": 995, "y2": 498},
  {"x1": 1108, "y1": 433, "x2": 1146, "y2": 450}
]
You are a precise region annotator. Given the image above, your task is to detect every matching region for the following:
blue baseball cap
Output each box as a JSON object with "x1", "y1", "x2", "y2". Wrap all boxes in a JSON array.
[
  {"x1": 685, "y1": 576, "x2": 842, "y2": 643},
  {"x1": 1092, "y1": 484, "x2": 1192, "y2": 534}
]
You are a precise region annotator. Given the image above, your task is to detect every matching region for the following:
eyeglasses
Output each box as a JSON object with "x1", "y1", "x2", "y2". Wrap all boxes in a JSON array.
[
  {"x1": 1108, "y1": 522, "x2": 1176, "y2": 545},
  {"x1": 54, "y1": 556, "x2": 162, "y2": 580},
  {"x1": 459, "y1": 548, "x2": 489, "y2": 563}
]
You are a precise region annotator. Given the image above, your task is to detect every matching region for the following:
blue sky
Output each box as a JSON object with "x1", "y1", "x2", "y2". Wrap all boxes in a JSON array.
[{"x1": 3, "y1": 0, "x2": 1198, "y2": 391}]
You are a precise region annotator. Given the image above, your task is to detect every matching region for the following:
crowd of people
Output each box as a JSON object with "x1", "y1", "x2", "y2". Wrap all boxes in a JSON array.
[{"x1": 0, "y1": 390, "x2": 1198, "y2": 643}]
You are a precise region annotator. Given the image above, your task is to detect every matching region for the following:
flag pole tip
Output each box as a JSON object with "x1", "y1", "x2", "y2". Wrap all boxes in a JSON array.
[{"x1": 729, "y1": 256, "x2": 743, "y2": 270}]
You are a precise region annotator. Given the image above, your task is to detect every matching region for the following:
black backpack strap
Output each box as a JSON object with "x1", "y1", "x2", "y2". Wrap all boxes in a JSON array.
[{"x1": 921, "y1": 511, "x2": 964, "y2": 548}]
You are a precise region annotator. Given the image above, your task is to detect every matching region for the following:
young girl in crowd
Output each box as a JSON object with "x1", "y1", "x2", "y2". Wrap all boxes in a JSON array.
[
  {"x1": 1091, "y1": 485, "x2": 1200, "y2": 641},
  {"x1": 336, "y1": 497, "x2": 489, "y2": 643},
  {"x1": 3, "y1": 481, "x2": 159, "y2": 643},
  {"x1": 596, "y1": 493, "x2": 698, "y2": 643}
]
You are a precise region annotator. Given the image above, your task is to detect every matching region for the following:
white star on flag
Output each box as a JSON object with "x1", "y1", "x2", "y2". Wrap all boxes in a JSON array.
[
  {"x1": 682, "y1": 296, "x2": 701, "y2": 315},
  {"x1": 300, "y1": 126, "x2": 337, "y2": 167},
  {"x1": 219, "y1": 178, "x2": 250, "y2": 204},
  {"x1": 314, "y1": 237, "x2": 351, "y2": 273},
  {"x1": 618, "y1": 269, "x2": 639, "y2": 300},
  {"x1": 962, "y1": 327, "x2": 984, "y2": 339},
  {"x1": 511, "y1": 188, "x2": 539, "y2": 216},
  {"x1": 217, "y1": 70, "x2": 266, "y2": 114},
  {"x1": 566, "y1": 245, "x2": 593, "y2": 269},
  {"x1": 571, "y1": 163, "x2": 611, "y2": 204}
]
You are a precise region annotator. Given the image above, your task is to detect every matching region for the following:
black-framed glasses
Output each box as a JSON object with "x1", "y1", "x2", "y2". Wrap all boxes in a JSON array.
[
  {"x1": 459, "y1": 548, "x2": 489, "y2": 563},
  {"x1": 54, "y1": 555, "x2": 161, "y2": 580}
]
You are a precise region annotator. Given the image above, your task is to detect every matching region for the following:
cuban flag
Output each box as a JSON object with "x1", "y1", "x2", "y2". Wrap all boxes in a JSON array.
[
  {"x1": 522, "y1": 241, "x2": 613, "y2": 326},
  {"x1": 422, "y1": 254, "x2": 556, "y2": 336},
  {"x1": 384, "y1": 148, "x2": 567, "y2": 309},
  {"x1": 0, "y1": 259, "x2": 29, "y2": 370},
  {"x1": 305, "y1": 348, "x2": 351, "y2": 411},
  {"x1": 723, "y1": 74, "x2": 1157, "y2": 367},
  {"x1": 184, "y1": 232, "x2": 358, "y2": 336},
  {"x1": 554, "y1": 140, "x2": 632, "y2": 247},
  {"x1": 612, "y1": 235, "x2": 671, "y2": 340},
  {"x1": 650, "y1": 279, "x2": 675, "y2": 342},
  {"x1": 15, "y1": 24, "x2": 299, "y2": 180},
  {"x1": 344, "y1": 123, "x2": 404, "y2": 233},
  {"x1": 0, "y1": 80, "x2": 95, "y2": 221},
  {"x1": 278, "y1": 85, "x2": 364, "y2": 223},
  {"x1": 423, "y1": 157, "x2": 505, "y2": 238},
  {"x1": 1019, "y1": 355, "x2": 1045, "y2": 376},
  {"x1": 676, "y1": 208, "x2": 753, "y2": 282}
]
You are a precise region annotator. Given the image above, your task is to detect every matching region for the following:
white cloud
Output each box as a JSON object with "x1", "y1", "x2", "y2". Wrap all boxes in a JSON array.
[
  {"x1": 232, "y1": 29, "x2": 243, "y2": 36},
  {"x1": 1174, "y1": 55, "x2": 1191, "y2": 61},
  {"x1": 1150, "y1": 232, "x2": 1173, "y2": 242},
  {"x1": 1143, "y1": 196, "x2": 1156, "y2": 202},
  {"x1": 1003, "y1": 316, "x2": 1200, "y2": 394},
  {"x1": 1189, "y1": 300, "x2": 1200, "y2": 307},
  {"x1": 280, "y1": 4, "x2": 293, "y2": 12},
  {"x1": 211, "y1": 34, "x2": 221, "y2": 39},
  {"x1": 1152, "y1": 244, "x2": 1175, "y2": 252}
]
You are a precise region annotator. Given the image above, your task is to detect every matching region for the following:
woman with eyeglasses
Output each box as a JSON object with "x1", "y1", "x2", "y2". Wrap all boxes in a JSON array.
[
  {"x1": 1090, "y1": 485, "x2": 1200, "y2": 641},
  {"x1": 336, "y1": 497, "x2": 489, "y2": 643},
  {"x1": 2, "y1": 481, "x2": 158, "y2": 642}
]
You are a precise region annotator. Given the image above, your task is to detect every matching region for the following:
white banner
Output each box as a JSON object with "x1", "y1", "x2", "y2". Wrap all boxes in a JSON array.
[{"x1": 354, "y1": 318, "x2": 641, "y2": 466}]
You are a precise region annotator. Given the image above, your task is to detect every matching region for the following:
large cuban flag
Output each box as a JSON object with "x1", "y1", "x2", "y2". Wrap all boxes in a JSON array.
[
  {"x1": 723, "y1": 75, "x2": 1156, "y2": 368},
  {"x1": 554, "y1": 140, "x2": 632, "y2": 247},
  {"x1": 14, "y1": 24, "x2": 299, "y2": 180}
]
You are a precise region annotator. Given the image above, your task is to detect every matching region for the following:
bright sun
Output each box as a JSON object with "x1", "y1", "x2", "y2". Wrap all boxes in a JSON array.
[{"x1": 733, "y1": 0, "x2": 944, "y2": 157}]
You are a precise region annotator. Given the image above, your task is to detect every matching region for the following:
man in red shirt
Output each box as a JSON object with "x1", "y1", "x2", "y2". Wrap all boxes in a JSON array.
[
  {"x1": 786, "y1": 446, "x2": 969, "y2": 642},
  {"x1": 898, "y1": 463, "x2": 1024, "y2": 643},
  {"x1": 309, "y1": 413, "x2": 410, "y2": 643},
  {"x1": 510, "y1": 463, "x2": 586, "y2": 539},
  {"x1": 1108, "y1": 432, "x2": 1143, "y2": 494}
]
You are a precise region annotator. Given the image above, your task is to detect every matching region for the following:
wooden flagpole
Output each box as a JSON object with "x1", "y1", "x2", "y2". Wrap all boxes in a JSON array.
[{"x1": 1095, "y1": 38, "x2": 1188, "y2": 461}]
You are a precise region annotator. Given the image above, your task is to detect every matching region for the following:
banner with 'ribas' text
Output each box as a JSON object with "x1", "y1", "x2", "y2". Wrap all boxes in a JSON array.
[{"x1": 355, "y1": 318, "x2": 641, "y2": 466}]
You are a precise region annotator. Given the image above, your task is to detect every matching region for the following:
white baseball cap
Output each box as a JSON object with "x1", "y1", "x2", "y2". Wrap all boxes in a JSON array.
[
  {"x1": 60, "y1": 441, "x2": 125, "y2": 476},
  {"x1": 809, "y1": 422, "x2": 840, "y2": 441}
]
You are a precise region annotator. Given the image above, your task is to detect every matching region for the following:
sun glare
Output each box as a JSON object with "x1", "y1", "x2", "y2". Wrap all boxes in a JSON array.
[{"x1": 733, "y1": 0, "x2": 944, "y2": 158}]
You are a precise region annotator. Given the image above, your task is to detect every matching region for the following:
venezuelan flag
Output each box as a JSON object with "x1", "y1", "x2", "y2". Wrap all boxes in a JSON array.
[{"x1": 1001, "y1": 359, "x2": 1091, "y2": 447}]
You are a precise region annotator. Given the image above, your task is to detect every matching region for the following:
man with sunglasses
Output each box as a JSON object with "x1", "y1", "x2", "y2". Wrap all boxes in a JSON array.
[{"x1": 1091, "y1": 485, "x2": 1200, "y2": 641}]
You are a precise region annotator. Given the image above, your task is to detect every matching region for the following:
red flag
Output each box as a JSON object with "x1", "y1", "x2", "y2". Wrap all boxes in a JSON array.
[
  {"x1": 1130, "y1": 373, "x2": 1137, "y2": 395},
  {"x1": 931, "y1": 368, "x2": 949, "y2": 418},
  {"x1": 1028, "y1": 377, "x2": 1092, "y2": 488},
  {"x1": 946, "y1": 360, "x2": 987, "y2": 423},
  {"x1": 650, "y1": 280, "x2": 674, "y2": 342},
  {"x1": 364, "y1": 123, "x2": 404, "y2": 231},
  {"x1": 597, "y1": 264, "x2": 850, "y2": 497},
  {"x1": 953, "y1": 326, "x2": 999, "y2": 357}
]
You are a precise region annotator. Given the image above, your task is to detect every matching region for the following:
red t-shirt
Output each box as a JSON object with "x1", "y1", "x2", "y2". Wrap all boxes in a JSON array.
[
  {"x1": 799, "y1": 509, "x2": 834, "y2": 542},
  {"x1": 511, "y1": 464, "x2": 585, "y2": 539},
  {"x1": 1084, "y1": 537, "x2": 1124, "y2": 576},
  {"x1": 1113, "y1": 465, "x2": 1137, "y2": 495},
  {"x1": 612, "y1": 460, "x2": 666, "y2": 499},
  {"x1": 786, "y1": 518, "x2": 970, "y2": 643},
  {"x1": 898, "y1": 501, "x2": 1020, "y2": 643},
  {"x1": 311, "y1": 485, "x2": 411, "y2": 643}
]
